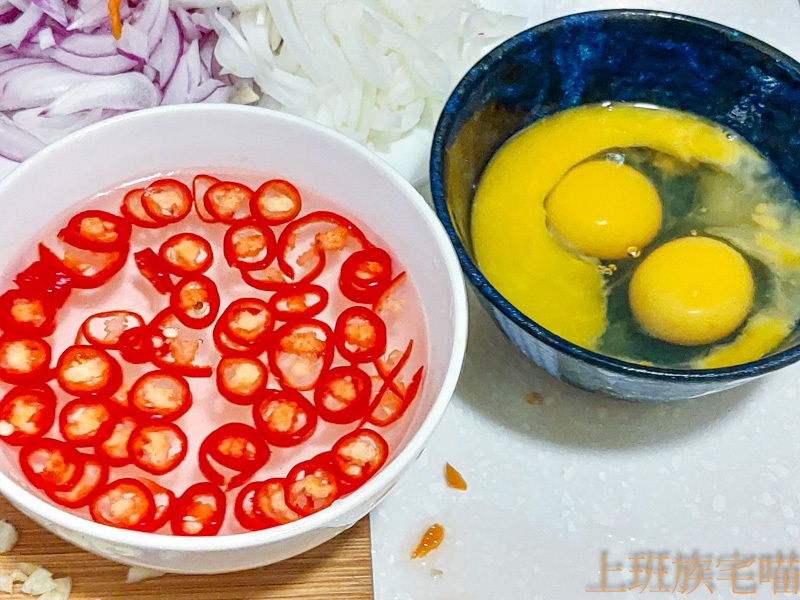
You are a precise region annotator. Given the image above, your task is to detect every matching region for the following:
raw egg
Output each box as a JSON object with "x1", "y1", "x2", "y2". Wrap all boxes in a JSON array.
[
  {"x1": 545, "y1": 160, "x2": 662, "y2": 259},
  {"x1": 629, "y1": 236, "x2": 754, "y2": 346}
]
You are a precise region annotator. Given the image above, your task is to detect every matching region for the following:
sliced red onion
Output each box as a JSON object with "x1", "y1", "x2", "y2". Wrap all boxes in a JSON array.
[
  {"x1": 0, "y1": 2, "x2": 42, "y2": 48},
  {"x1": 0, "y1": 6, "x2": 21, "y2": 26},
  {"x1": 117, "y1": 0, "x2": 167, "y2": 59},
  {"x1": 0, "y1": 55, "x2": 48, "y2": 75},
  {"x1": 191, "y1": 77, "x2": 230, "y2": 103},
  {"x1": 57, "y1": 31, "x2": 118, "y2": 57},
  {"x1": 41, "y1": 71, "x2": 159, "y2": 115},
  {"x1": 45, "y1": 45, "x2": 140, "y2": 74},
  {"x1": 0, "y1": 62, "x2": 97, "y2": 110},
  {"x1": 161, "y1": 44, "x2": 190, "y2": 104},
  {"x1": 66, "y1": 0, "x2": 116, "y2": 31},
  {"x1": 148, "y1": 10, "x2": 180, "y2": 86},
  {"x1": 0, "y1": 0, "x2": 233, "y2": 162},
  {"x1": 13, "y1": 105, "x2": 102, "y2": 143},
  {"x1": 0, "y1": 113, "x2": 45, "y2": 161},
  {"x1": 31, "y1": 0, "x2": 66, "y2": 26}
]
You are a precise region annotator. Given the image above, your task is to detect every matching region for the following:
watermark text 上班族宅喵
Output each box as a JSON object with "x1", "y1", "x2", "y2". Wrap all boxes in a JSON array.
[{"x1": 586, "y1": 553, "x2": 800, "y2": 594}]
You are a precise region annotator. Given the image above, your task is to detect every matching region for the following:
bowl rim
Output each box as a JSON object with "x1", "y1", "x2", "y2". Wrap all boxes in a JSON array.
[
  {"x1": 0, "y1": 103, "x2": 469, "y2": 552},
  {"x1": 431, "y1": 8, "x2": 800, "y2": 383}
]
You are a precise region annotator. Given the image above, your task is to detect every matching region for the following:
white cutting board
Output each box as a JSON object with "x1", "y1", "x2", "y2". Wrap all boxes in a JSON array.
[{"x1": 370, "y1": 1, "x2": 800, "y2": 599}]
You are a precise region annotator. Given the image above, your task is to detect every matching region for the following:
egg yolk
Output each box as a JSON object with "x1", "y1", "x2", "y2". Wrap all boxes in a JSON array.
[
  {"x1": 545, "y1": 161, "x2": 662, "y2": 259},
  {"x1": 629, "y1": 236, "x2": 754, "y2": 346}
]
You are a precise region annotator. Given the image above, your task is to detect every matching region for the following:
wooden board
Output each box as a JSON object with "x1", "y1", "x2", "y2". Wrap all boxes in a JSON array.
[{"x1": 0, "y1": 495, "x2": 373, "y2": 599}]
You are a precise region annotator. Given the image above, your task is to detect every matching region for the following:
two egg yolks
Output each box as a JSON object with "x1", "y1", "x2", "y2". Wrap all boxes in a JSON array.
[
  {"x1": 544, "y1": 162, "x2": 754, "y2": 347},
  {"x1": 472, "y1": 104, "x2": 762, "y2": 353}
]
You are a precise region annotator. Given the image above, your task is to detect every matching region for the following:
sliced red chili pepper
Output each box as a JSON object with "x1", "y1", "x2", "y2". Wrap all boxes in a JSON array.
[
  {"x1": 333, "y1": 306, "x2": 387, "y2": 364},
  {"x1": 171, "y1": 482, "x2": 226, "y2": 536},
  {"x1": 269, "y1": 319, "x2": 333, "y2": 391},
  {"x1": 97, "y1": 414, "x2": 137, "y2": 467},
  {"x1": 198, "y1": 423, "x2": 270, "y2": 490},
  {"x1": 141, "y1": 179, "x2": 193, "y2": 224},
  {"x1": 0, "y1": 385, "x2": 56, "y2": 445},
  {"x1": 267, "y1": 284, "x2": 328, "y2": 322},
  {"x1": 193, "y1": 174, "x2": 219, "y2": 223},
  {"x1": 239, "y1": 264, "x2": 292, "y2": 292},
  {"x1": 80, "y1": 311, "x2": 145, "y2": 349},
  {"x1": 147, "y1": 311, "x2": 214, "y2": 377},
  {"x1": 170, "y1": 275, "x2": 220, "y2": 329},
  {"x1": 0, "y1": 336, "x2": 51, "y2": 384},
  {"x1": 128, "y1": 422, "x2": 188, "y2": 475},
  {"x1": 134, "y1": 248, "x2": 174, "y2": 295},
  {"x1": 159, "y1": 233, "x2": 214, "y2": 275},
  {"x1": 59, "y1": 398, "x2": 116, "y2": 446},
  {"x1": 314, "y1": 366, "x2": 372, "y2": 424},
  {"x1": 332, "y1": 429, "x2": 389, "y2": 486},
  {"x1": 15, "y1": 245, "x2": 73, "y2": 308},
  {"x1": 276, "y1": 238, "x2": 326, "y2": 284},
  {"x1": 128, "y1": 370, "x2": 192, "y2": 422},
  {"x1": 285, "y1": 458, "x2": 340, "y2": 516},
  {"x1": 373, "y1": 271, "x2": 407, "y2": 318},
  {"x1": 339, "y1": 247, "x2": 393, "y2": 304},
  {"x1": 374, "y1": 341, "x2": 414, "y2": 388},
  {"x1": 368, "y1": 366, "x2": 424, "y2": 427},
  {"x1": 116, "y1": 327, "x2": 152, "y2": 365},
  {"x1": 48, "y1": 456, "x2": 109, "y2": 509},
  {"x1": 121, "y1": 188, "x2": 160, "y2": 229},
  {"x1": 90, "y1": 478, "x2": 155, "y2": 530},
  {"x1": 203, "y1": 181, "x2": 253, "y2": 224},
  {"x1": 254, "y1": 478, "x2": 300, "y2": 526},
  {"x1": 218, "y1": 298, "x2": 273, "y2": 348},
  {"x1": 19, "y1": 439, "x2": 82, "y2": 492},
  {"x1": 277, "y1": 210, "x2": 369, "y2": 279},
  {"x1": 362, "y1": 341, "x2": 412, "y2": 424},
  {"x1": 252, "y1": 389, "x2": 317, "y2": 448},
  {"x1": 223, "y1": 222, "x2": 277, "y2": 271},
  {"x1": 212, "y1": 323, "x2": 265, "y2": 358},
  {"x1": 216, "y1": 357, "x2": 267, "y2": 406},
  {"x1": 56, "y1": 346, "x2": 122, "y2": 398},
  {"x1": 58, "y1": 210, "x2": 132, "y2": 252},
  {"x1": 139, "y1": 479, "x2": 175, "y2": 533},
  {"x1": 234, "y1": 481, "x2": 268, "y2": 531},
  {"x1": 251, "y1": 179, "x2": 302, "y2": 225},
  {"x1": 0, "y1": 289, "x2": 56, "y2": 337},
  {"x1": 51, "y1": 243, "x2": 127, "y2": 290}
]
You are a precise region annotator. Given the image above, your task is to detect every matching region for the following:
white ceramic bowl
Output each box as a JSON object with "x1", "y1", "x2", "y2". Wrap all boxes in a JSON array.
[{"x1": 0, "y1": 105, "x2": 468, "y2": 573}]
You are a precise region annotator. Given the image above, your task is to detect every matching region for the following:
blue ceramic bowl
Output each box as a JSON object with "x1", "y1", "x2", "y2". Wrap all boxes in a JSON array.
[{"x1": 431, "y1": 9, "x2": 800, "y2": 401}]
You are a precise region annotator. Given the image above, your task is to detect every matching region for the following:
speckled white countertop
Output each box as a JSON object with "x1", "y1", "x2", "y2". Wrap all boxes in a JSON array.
[{"x1": 369, "y1": 1, "x2": 800, "y2": 599}]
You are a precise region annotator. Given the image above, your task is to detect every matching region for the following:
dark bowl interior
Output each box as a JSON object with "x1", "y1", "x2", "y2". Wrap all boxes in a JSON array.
[{"x1": 431, "y1": 10, "x2": 800, "y2": 389}]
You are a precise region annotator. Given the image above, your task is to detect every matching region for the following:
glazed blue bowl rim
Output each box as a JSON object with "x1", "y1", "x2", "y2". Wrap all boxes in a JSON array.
[{"x1": 431, "y1": 8, "x2": 800, "y2": 383}]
